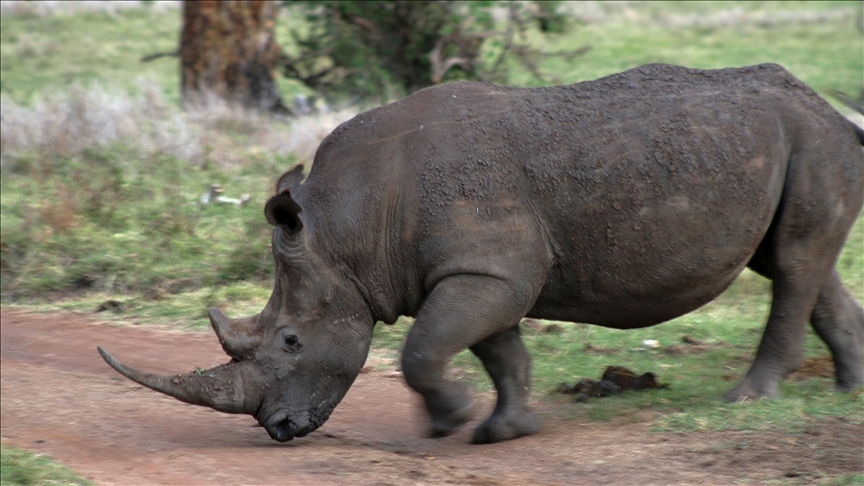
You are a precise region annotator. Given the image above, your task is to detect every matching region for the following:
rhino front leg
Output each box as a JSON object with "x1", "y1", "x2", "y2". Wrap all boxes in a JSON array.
[
  {"x1": 469, "y1": 325, "x2": 542, "y2": 444},
  {"x1": 401, "y1": 274, "x2": 538, "y2": 440}
]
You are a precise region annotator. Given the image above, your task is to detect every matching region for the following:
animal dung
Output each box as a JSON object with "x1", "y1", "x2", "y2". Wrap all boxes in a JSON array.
[
  {"x1": 558, "y1": 365, "x2": 669, "y2": 402},
  {"x1": 520, "y1": 318, "x2": 565, "y2": 334}
]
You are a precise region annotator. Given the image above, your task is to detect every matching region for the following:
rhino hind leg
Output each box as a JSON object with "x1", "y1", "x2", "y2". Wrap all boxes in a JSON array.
[
  {"x1": 726, "y1": 144, "x2": 863, "y2": 401},
  {"x1": 401, "y1": 274, "x2": 539, "y2": 440},
  {"x1": 724, "y1": 266, "x2": 826, "y2": 400},
  {"x1": 809, "y1": 270, "x2": 864, "y2": 392},
  {"x1": 469, "y1": 325, "x2": 542, "y2": 444}
]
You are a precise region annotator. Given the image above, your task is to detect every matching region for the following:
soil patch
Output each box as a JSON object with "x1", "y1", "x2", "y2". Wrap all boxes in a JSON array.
[
  {"x1": 788, "y1": 356, "x2": 835, "y2": 382},
  {"x1": 2, "y1": 308, "x2": 861, "y2": 485}
]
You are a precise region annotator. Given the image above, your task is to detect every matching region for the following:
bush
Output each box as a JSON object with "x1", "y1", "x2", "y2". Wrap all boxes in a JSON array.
[
  {"x1": 281, "y1": 1, "x2": 579, "y2": 103},
  {"x1": 0, "y1": 84, "x2": 353, "y2": 301}
]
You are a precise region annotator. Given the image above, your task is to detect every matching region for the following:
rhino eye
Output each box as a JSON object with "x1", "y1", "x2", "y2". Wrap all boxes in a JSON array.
[{"x1": 283, "y1": 334, "x2": 302, "y2": 352}]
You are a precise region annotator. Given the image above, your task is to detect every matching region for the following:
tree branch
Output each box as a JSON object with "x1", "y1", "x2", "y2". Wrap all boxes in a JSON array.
[{"x1": 140, "y1": 50, "x2": 178, "y2": 63}]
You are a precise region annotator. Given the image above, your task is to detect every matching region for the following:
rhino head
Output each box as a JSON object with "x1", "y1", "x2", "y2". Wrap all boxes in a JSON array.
[{"x1": 98, "y1": 167, "x2": 374, "y2": 441}]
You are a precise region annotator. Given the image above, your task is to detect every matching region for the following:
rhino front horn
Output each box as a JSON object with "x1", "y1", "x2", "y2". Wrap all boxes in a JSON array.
[
  {"x1": 97, "y1": 346, "x2": 256, "y2": 415},
  {"x1": 208, "y1": 308, "x2": 263, "y2": 360}
]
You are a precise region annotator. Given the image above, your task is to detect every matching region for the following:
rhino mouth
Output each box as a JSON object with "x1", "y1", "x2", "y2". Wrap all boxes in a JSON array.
[
  {"x1": 257, "y1": 387, "x2": 347, "y2": 441},
  {"x1": 260, "y1": 408, "x2": 331, "y2": 442}
]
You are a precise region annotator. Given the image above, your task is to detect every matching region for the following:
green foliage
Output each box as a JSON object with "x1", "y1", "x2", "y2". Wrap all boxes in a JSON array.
[
  {"x1": 281, "y1": 1, "x2": 572, "y2": 102},
  {"x1": 0, "y1": 443, "x2": 91, "y2": 486}
]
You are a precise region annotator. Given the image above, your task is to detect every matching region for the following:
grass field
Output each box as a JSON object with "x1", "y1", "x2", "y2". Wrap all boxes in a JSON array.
[
  {"x1": 0, "y1": 442, "x2": 91, "y2": 486},
  {"x1": 1, "y1": 1, "x2": 863, "y2": 475}
]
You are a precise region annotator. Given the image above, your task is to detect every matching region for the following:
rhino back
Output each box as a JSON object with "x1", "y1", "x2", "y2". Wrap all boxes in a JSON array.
[{"x1": 299, "y1": 63, "x2": 850, "y2": 326}]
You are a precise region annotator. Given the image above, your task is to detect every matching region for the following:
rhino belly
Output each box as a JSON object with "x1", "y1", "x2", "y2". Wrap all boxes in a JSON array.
[{"x1": 528, "y1": 167, "x2": 783, "y2": 329}]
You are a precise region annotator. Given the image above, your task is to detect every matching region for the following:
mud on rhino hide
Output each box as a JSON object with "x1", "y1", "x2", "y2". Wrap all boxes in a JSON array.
[{"x1": 99, "y1": 63, "x2": 864, "y2": 444}]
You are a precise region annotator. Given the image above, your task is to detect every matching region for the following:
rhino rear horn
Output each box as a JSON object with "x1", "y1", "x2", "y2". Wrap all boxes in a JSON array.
[
  {"x1": 209, "y1": 308, "x2": 263, "y2": 360},
  {"x1": 275, "y1": 164, "x2": 305, "y2": 194}
]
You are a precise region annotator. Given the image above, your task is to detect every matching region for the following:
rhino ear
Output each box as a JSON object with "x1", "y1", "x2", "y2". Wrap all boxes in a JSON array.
[
  {"x1": 265, "y1": 190, "x2": 303, "y2": 233},
  {"x1": 275, "y1": 164, "x2": 305, "y2": 195}
]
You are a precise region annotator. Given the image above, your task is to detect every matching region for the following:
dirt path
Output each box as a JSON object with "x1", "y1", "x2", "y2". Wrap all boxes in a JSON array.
[{"x1": 1, "y1": 308, "x2": 861, "y2": 485}]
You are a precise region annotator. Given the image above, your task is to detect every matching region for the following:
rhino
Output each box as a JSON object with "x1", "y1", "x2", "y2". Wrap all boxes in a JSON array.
[{"x1": 99, "y1": 63, "x2": 864, "y2": 444}]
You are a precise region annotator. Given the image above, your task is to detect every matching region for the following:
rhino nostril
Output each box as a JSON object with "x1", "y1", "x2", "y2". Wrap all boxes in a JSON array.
[{"x1": 275, "y1": 422, "x2": 291, "y2": 441}]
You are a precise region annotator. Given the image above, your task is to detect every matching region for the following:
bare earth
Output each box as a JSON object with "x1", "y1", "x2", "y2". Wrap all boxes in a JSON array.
[{"x1": 1, "y1": 308, "x2": 861, "y2": 485}]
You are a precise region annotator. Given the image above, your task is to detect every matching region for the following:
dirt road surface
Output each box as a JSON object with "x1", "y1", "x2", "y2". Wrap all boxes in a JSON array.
[{"x1": 2, "y1": 308, "x2": 861, "y2": 485}]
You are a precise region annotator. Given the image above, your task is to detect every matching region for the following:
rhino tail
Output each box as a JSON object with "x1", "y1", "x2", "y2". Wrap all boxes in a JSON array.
[
  {"x1": 853, "y1": 123, "x2": 864, "y2": 146},
  {"x1": 851, "y1": 122, "x2": 864, "y2": 146},
  {"x1": 827, "y1": 89, "x2": 864, "y2": 145}
]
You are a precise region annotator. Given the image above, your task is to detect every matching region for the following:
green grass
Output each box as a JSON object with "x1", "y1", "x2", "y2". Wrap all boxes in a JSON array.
[
  {"x1": 1, "y1": 0, "x2": 863, "y2": 443},
  {"x1": 0, "y1": 7, "x2": 182, "y2": 105},
  {"x1": 0, "y1": 443, "x2": 91, "y2": 486},
  {"x1": 0, "y1": 144, "x2": 289, "y2": 302},
  {"x1": 823, "y1": 475, "x2": 864, "y2": 486},
  {"x1": 23, "y1": 281, "x2": 273, "y2": 330},
  {"x1": 507, "y1": 1, "x2": 863, "y2": 106},
  {"x1": 0, "y1": 4, "x2": 313, "y2": 107}
]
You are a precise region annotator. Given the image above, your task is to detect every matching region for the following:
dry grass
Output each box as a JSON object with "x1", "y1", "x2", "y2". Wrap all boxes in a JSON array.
[
  {"x1": 0, "y1": 0, "x2": 179, "y2": 17},
  {"x1": 0, "y1": 81, "x2": 197, "y2": 163},
  {"x1": 0, "y1": 80, "x2": 357, "y2": 170},
  {"x1": 183, "y1": 92, "x2": 356, "y2": 168},
  {"x1": 556, "y1": 1, "x2": 859, "y2": 28}
]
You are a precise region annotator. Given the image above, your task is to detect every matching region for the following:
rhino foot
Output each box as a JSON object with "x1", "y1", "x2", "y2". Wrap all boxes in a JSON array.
[
  {"x1": 722, "y1": 377, "x2": 780, "y2": 402},
  {"x1": 429, "y1": 401, "x2": 475, "y2": 438},
  {"x1": 834, "y1": 380, "x2": 864, "y2": 393},
  {"x1": 472, "y1": 409, "x2": 542, "y2": 444}
]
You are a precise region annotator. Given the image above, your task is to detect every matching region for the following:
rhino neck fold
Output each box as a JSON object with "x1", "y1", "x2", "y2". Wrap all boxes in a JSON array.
[{"x1": 339, "y1": 268, "x2": 399, "y2": 325}]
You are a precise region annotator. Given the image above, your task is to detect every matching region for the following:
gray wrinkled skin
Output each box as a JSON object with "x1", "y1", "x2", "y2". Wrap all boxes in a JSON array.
[{"x1": 100, "y1": 63, "x2": 864, "y2": 444}]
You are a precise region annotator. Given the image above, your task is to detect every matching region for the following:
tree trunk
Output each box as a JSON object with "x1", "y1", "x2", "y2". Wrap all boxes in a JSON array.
[{"x1": 179, "y1": 0, "x2": 287, "y2": 113}]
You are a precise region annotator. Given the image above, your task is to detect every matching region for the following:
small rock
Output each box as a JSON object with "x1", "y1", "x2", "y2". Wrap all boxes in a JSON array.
[
  {"x1": 664, "y1": 343, "x2": 711, "y2": 355},
  {"x1": 681, "y1": 335, "x2": 704, "y2": 345},
  {"x1": 95, "y1": 300, "x2": 124, "y2": 313},
  {"x1": 521, "y1": 319, "x2": 563, "y2": 334},
  {"x1": 544, "y1": 324, "x2": 564, "y2": 334},
  {"x1": 583, "y1": 343, "x2": 617, "y2": 355},
  {"x1": 520, "y1": 318, "x2": 545, "y2": 333}
]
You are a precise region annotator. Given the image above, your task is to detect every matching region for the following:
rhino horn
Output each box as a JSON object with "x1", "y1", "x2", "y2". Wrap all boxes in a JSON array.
[
  {"x1": 208, "y1": 308, "x2": 263, "y2": 360},
  {"x1": 97, "y1": 346, "x2": 257, "y2": 414}
]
